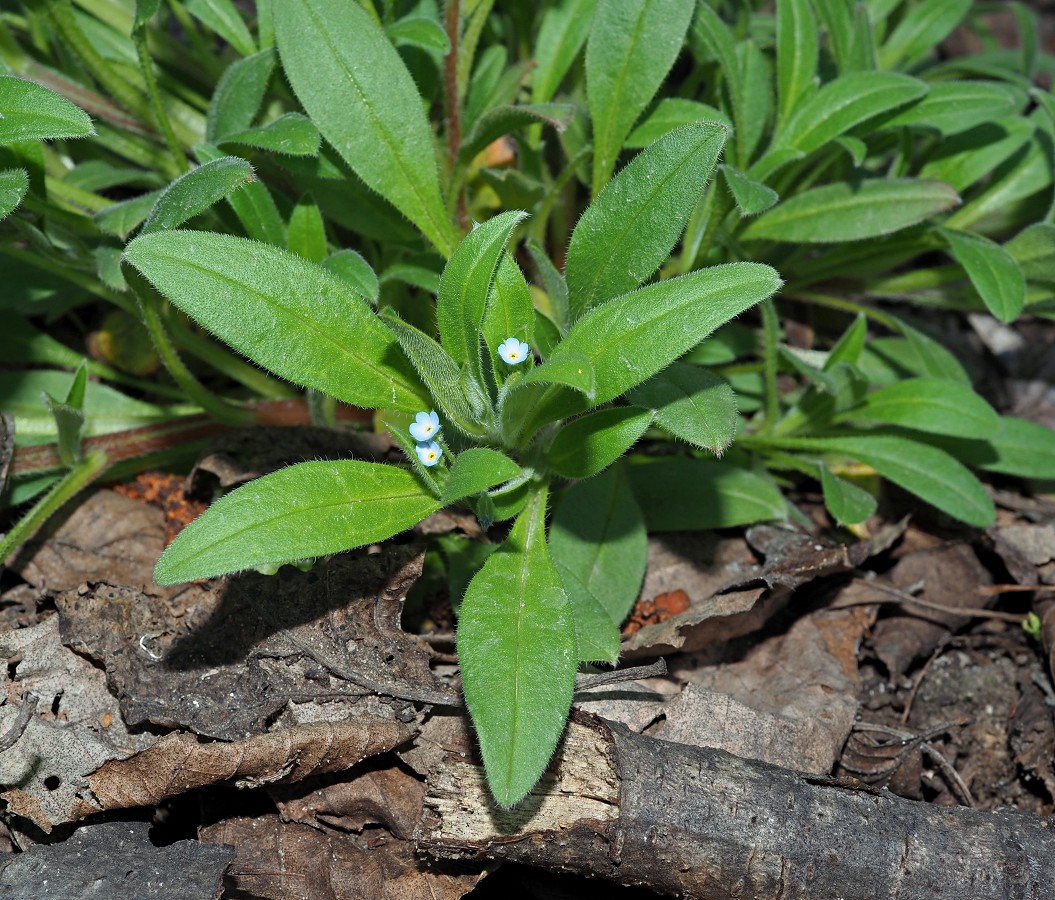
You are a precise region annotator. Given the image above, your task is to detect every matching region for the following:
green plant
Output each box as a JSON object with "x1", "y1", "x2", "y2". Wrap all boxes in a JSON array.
[{"x1": 2, "y1": 0, "x2": 1055, "y2": 805}]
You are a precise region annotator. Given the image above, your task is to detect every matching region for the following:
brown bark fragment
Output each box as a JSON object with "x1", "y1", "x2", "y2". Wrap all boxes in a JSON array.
[{"x1": 420, "y1": 714, "x2": 1055, "y2": 899}]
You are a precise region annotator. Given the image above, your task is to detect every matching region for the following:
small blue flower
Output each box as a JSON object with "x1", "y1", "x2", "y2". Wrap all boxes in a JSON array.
[
  {"x1": 497, "y1": 337, "x2": 530, "y2": 365},
  {"x1": 409, "y1": 409, "x2": 440, "y2": 441},
  {"x1": 415, "y1": 440, "x2": 443, "y2": 467}
]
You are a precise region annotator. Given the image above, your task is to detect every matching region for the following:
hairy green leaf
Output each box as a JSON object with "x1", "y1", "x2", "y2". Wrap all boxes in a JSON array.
[
  {"x1": 625, "y1": 98, "x2": 730, "y2": 149},
  {"x1": 840, "y1": 377, "x2": 1000, "y2": 438},
  {"x1": 0, "y1": 168, "x2": 28, "y2": 220},
  {"x1": 0, "y1": 76, "x2": 93, "y2": 144},
  {"x1": 551, "y1": 468, "x2": 646, "y2": 658},
  {"x1": 457, "y1": 487, "x2": 577, "y2": 807},
  {"x1": 878, "y1": 0, "x2": 971, "y2": 68},
  {"x1": 879, "y1": 81, "x2": 1027, "y2": 136},
  {"x1": 438, "y1": 210, "x2": 527, "y2": 382},
  {"x1": 720, "y1": 165, "x2": 779, "y2": 216},
  {"x1": 196, "y1": 143, "x2": 286, "y2": 245},
  {"x1": 380, "y1": 313, "x2": 490, "y2": 436},
  {"x1": 819, "y1": 464, "x2": 877, "y2": 526},
  {"x1": 930, "y1": 416, "x2": 1055, "y2": 479},
  {"x1": 791, "y1": 433, "x2": 994, "y2": 527},
  {"x1": 547, "y1": 407, "x2": 653, "y2": 478},
  {"x1": 140, "y1": 157, "x2": 254, "y2": 235},
  {"x1": 941, "y1": 228, "x2": 1026, "y2": 323},
  {"x1": 628, "y1": 457, "x2": 787, "y2": 529},
  {"x1": 124, "y1": 230, "x2": 427, "y2": 411},
  {"x1": 322, "y1": 249, "x2": 379, "y2": 303},
  {"x1": 155, "y1": 461, "x2": 440, "y2": 583},
  {"x1": 630, "y1": 362, "x2": 738, "y2": 454},
  {"x1": 776, "y1": 0, "x2": 818, "y2": 129},
  {"x1": 776, "y1": 71, "x2": 926, "y2": 154},
  {"x1": 274, "y1": 0, "x2": 455, "y2": 254},
  {"x1": 533, "y1": 0, "x2": 598, "y2": 103},
  {"x1": 483, "y1": 255, "x2": 534, "y2": 376},
  {"x1": 742, "y1": 179, "x2": 960, "y2": 243},
  {"x1": 186, "y1": 0, "x2": 256, "y2": 56},
  {"x1": 585, "y1": 0, "x2": 695, "y2": 195},
  {"x1": 206, "y1": 48, "x2": 276, "y2": 141},
  {"x1": 220, "y1": 113, "x2": 321, "y2": 156},
  {"x1": 565, "y1": 122, "x2": 726, "y2": 320},
  {"x1": 443, "y1": 448, "x2": 521, "y2": 505}
]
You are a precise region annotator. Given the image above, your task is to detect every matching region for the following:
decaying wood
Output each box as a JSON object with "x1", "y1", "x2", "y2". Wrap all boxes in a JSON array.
[{"x1": 419, "y1": 712, "x2": 1055, "y2": 899}]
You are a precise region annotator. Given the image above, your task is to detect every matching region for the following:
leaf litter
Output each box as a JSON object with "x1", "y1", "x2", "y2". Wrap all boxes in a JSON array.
[{"x1": 0, "y1": 424, "x2": 1054, "y2": 897}]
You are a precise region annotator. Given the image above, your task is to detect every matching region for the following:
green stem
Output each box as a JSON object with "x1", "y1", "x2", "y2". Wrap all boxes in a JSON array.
[
  {"x1": 530, "y1": 146, "x2": 590, "y2": 245},
  {"x1": 132, "y1": 276, "x2": 254, "y2": 426},
  {"x1": 134, "y1": 28, "x2": 187, "y2": 173},
  {"x1": 758, "y1": 298, "x2": 781, "y2": 435},
  {"x1": 165, "y1": 314, "x2": 299, "y2": 401},
  {"x1": 0, "y1": 449, "x2": 108, "y2": 565},
  {"x1": 783, "y1": 290, "x2": 901, "y2": 331}
]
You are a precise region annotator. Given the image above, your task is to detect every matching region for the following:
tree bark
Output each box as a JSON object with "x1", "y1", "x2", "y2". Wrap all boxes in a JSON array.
[{"x1": 418, "y1": 711, "x2": 1055, "y2": 899}]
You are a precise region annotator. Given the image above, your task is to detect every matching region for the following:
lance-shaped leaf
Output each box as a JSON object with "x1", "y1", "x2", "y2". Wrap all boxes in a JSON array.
[
  {"x1": 929, "y1": 415, "x2": 1055, "y2": 479},
  {"x1": 775, "y1": 0, "x2": 818, "y2": 129},
  {"x1": 0, "y1": 169, "x2": 28, "y2": 220},
  {"x1": 550, "y1": 468, "x2": 646, "y2": 661},
  {"x1": 546, "y1": 407, "x2": 653, "y2": 479},
  {"x1": 742, "y1": 179, "x2": 959, "y2": 244},
  {"x1": 457, "y1": 486, "x2": 577, "y2": 807},
  {"x1": 206, "y1": 48, "x2": 276, "y2": 141},
  {"x1": 380, "y1": 313, "x2": 490, "y2": 436},
  {"x1": 941, "y1": 228, "x2": 1026, "y2": 323},
  {"x1": 482, "y1": 255, "x2": 534, "y2": 375},
  {"x1": 628, "y1": 457, "x2": 787, "y2": 530},
  {"x1": 186, "y1": 0, "x2": 255, "y2": 56},
  {"x1": 819, "y1": 464, "x2": 877, "y2": 526},
  {"x1": 124, "y1": 230, "x2": 428, "y2": 412},
  {"x1": 0, "y1": 76, "x2": 93, "y2": 144},
  {"x1": 565, "y1": 122, "x2": 727, "y2": 320},
  {"x1": 196, "y1": 142, "x2": 286, "y2": 245},
  {"x1": 879, "y1": 81, "x2": 1027, "y2": 136},
  {"x1": 919, "y1": 119, "x2": 1035, "y2": 194},
  {"x1": 785, "y1": 433, "x2": 994, "y2": 527},
  {"x1": 155, "y1": 460, "x2": 441, "y2": 583},
  {"x1": 220, "y1": 113, "x2": 321, "y2": 156},
  {"x1": 1006, "y1": 222, "x2": 1055, "y2": 283},
  {"x1": 838, "y1": 377, "x2": 1000, "y2": 438},
  {"x1": 878, "y1": 0, "x2": 971, "y2": 68},
  {"x1": 525, "y1": 264, "x2": 780, "y2": 432},
  {"x1": 625, "y1": 98, "x2": 730, "y2": 148},
  {"x1": 457, "y1": 105, "x2": 574, "y2": 168},
  {"x1": 532, "y1": 0, "x2": 598, "y2": 104},
  {"x1": 585, "y1": 0, "x2": 696, "y2": 195},
  {"x1": 775, "y1": 71, "x2": 927, "y2": 155},
  {"x1": 442, "y1": 448, "x2": 520, "y2": 505},
  {"x1": 323, "y1": 249, "x2": 379, "y2": 304},
  {"x1": 273, "y1": 0, "x2": 456, "y2": 254},
  {"x1": 629, "y1": 362, "x2": 738, "y2": 454},
  {"x1": 720, "y1": 165, "x2": 778, "y2": 216},
  {"x1": 140, "y1": 157, "x2": 255, "y2": 235},
  {"x1": 438, "y1": 210, "x2": 527, "y2": 381},
  {"x1": 287, "y1": 194, "x2": 327, "y2": 261}
]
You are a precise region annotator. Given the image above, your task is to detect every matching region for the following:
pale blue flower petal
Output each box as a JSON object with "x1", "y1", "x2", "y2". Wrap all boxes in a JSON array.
[
  {"x1": 409, "y1": 409, "x2": 440, "y2": 441},
  {"x1": 497, "y1": 337, "x2": 530, "y2": 365},
  {"x1": 415, "y1": 440, "x2": 443, "y2": 467}
]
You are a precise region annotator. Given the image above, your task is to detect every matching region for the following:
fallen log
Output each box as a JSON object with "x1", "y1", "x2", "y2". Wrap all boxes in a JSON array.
[{"x1": 418, "y1": 711, "x2": 1055, "y2": 899}]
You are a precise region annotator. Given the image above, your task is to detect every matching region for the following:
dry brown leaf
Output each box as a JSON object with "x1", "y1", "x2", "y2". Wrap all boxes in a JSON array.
[
  {"x1": 272, "y1": 762, "x2": 426, "y2": 840},
  {"x1": 7, "y1": 490, "x2": 168, "y2": 594},
  {"x1": 623, "y1": 521, "x2": 904, "y2": 658},
  {"x1": 86, "y1": 717, "x2": 414, "y2": 813},
  {"x1": 870, "y1": 543, "x2": 994, "y2": 677},
  {"x1": 657, "y1": 607, "x2": 873, "y2": 773},
  {"x1": 200, "y1": 813, "x2": 486, "y2": 900}
]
